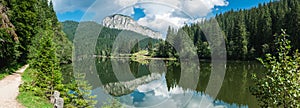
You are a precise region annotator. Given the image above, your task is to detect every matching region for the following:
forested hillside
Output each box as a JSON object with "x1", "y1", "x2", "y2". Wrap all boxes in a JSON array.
[
  {"x1": 216, "y1": 0, "x2": 299, "y2": 59},
  {"x1": 160, "y1": 0, "x2": 300, "y2": 60},
  {"x1": 62, "y1": 20, "x2": 78, "y2": 42},
  {"x1": 62, "y1": 21, "x2": 159, "y2": 56}
]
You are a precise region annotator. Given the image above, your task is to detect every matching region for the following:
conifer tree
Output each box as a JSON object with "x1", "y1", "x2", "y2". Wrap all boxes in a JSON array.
[
  {"x1": 9, "y1": 0, "x2": 40, "y2": 60},
  {"x1": 28, "y1": 26, "x2": 63, "y2": 97}
]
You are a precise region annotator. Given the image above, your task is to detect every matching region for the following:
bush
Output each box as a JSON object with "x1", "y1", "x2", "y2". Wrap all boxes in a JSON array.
[
  {"x1": 18, "y1": 68, "x2": 53, "y2": 108},
  {"x1": 251, "y1": 30, "x2": 300, "y2": 107},
  {"x1": 63, "y1": 73, "x2": 97, "y2": 108}
]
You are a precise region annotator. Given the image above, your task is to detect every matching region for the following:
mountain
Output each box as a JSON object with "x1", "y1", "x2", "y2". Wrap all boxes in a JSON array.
[
  {"x1": 62, "y1": 21, "x2": 159, "y2": 56},
  {"x1": 62, "y1": 20, "x2": 78, "y2": 41},
  {"x1": 102, "y1": 14, "x2": 163, "y2": 39}
]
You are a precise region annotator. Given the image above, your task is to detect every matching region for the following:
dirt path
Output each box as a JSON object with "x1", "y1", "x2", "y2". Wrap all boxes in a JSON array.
[{"x1": 0, "y1": 64, "x2": 29, "y2": 108}]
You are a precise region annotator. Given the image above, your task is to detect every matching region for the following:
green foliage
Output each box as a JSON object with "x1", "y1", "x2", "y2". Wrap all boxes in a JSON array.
[
  {"x1": 131, "y1": 39, "x2": 140, "y2": 53},
  {"x1": 53, "y1": 24, "x2": 72, "y2": 64},
  {"x1": 162, "y1": 0, "x2": 300, "y2": 60},
  {"x1": 251, "y1": 30, "x2": 300, "y2": 107},
  {"x1": 0, "y1": 63, "x2": 24, "y2": 80},
  {"x1": 153, "y1": 39, "x2": 177, "y2": 58},
  {"x1": 63, "y1": 73, "x2": 97, "y2": 108},
  {"x1": 217, "y1": 0, "x2": 300, "y2": 59},
  {"x1": 102, "y1": 99, "x2": 123, "y2": 108},
  {"x1": 8, "y1": 0, "x2": 40, "y2": 60},
  {"x1": 2, "y1": 0, "x2": 91, "y2": 107},
  {"x1": 26, "y1": 28, "x2": 63, "y2": 98},
  {"x1": 18, "y1": 68, "x2": 53, "y2": 108},
  {"x1": 0, "y1": 27, "x2": 20, "y2": 68},
  {"x1": 0, "y1": 3, "x2": 21, "y2": 70},
  {"x1": 6, "y1": 0, "x2": 72, "y2": 64}
]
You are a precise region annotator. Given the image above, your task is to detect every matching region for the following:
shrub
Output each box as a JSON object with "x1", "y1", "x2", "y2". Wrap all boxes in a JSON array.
[{"x1": 251, "y1": 30, "x2": 300, "y2": 107}]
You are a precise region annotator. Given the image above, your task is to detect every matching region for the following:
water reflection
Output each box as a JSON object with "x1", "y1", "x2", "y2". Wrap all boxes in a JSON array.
[
  {"x1": 117, "y1": 74, "x2": 249, "y2": 108},
  {"x1": 93, "y1": 59, "x2": 265, "y2": 107}
]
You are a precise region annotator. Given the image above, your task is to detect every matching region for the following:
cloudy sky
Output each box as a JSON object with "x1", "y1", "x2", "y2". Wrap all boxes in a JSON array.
[{"x1": 52, "y1": 0, "x2": 271, "y2": 34}]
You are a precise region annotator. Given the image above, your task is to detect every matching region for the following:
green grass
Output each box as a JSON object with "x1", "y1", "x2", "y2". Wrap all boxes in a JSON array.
[
  {"x1": 132, "y1": 50, "x2": 149, "y2": 56},
  {"x1": 0, "y1": 63, "x2": 24, "y2": 80},
  {"x1": 20, "y1": 68, "x2": 34, "y2": 82},
  {"x1": 131, "y1": 50, "x2": 177, "y2": 64},
  {"x1": 17, "y1": 91, "x2": 53, "y2": 108},
  {"x1": 131, "y1": 50, "x2": 151, "y2": 64},
  {"x1": 17, "y1": 68, "x2": 53, "y2": 108},
  {"x1": 0, "y1": 73, "x2": 9, "y2": 80}
]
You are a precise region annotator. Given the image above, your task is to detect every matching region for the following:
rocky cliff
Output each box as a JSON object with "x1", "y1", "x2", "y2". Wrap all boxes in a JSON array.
[
  {"x1": 0, "y1": 4, "x2": 18, "y2": 41},
  {"x1": 102, "y1": 14, "x2": 163, "y2": 39}
]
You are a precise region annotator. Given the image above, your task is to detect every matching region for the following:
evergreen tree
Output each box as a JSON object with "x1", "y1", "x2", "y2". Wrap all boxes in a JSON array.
[
  {"x1": 9, "y1": 0, "x2": 40, "y2": 60},
  {"x1": 285, "y1": 0, "x2": 300, "y2": 50},
  {"x1": 28, "y1": 27, "x2": 63, "y2": 97},
  {"x1": 147, "y1": 40, "x2": 153, "y2": 54}
]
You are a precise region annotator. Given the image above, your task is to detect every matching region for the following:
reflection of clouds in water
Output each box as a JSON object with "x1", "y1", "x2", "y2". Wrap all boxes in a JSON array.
[
  {"x1": 137, "y1": 74, "x2": 190, "y2": 98},
  {"x1": 94, "y1": 73, "x2": 248, "y2": 108},
  {"x1": 137, "y1": 74, "x2": 168, "y2": 97},
  {"x1": 118, "y1": 74, "x2": 232, "y2": 108}
]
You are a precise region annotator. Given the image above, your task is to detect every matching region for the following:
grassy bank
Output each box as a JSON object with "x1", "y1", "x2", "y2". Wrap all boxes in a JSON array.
[
  {"x1": 131, "y1": 50, "x2": 176, "y2": 64},
  {"x1": 17, "y1": 68, "x2": 53, "y2": 108},
  {"x1": 0, "y1": 63, "x2": 24, "y2": 80}
]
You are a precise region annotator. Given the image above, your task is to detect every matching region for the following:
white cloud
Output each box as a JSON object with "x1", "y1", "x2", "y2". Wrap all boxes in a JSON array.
[
  {"x1": 113, "y1": 0, "x2": 139, "y2": 7},
  {"x1": 52, "y1": 0, "x2": 228, "y2": 34},
  {"x1": 137, "y1": 11, "x2": 188, "y2": 36}
]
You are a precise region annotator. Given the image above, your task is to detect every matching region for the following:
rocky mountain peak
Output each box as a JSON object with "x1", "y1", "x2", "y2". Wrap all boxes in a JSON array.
[{"x1": 102, "y1": 14, "x2": 163, "y2": 39}]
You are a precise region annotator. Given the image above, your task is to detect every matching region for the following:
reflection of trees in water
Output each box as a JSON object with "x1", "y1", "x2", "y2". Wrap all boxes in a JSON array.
[
  {"x1": 129, "y1": 61, "x2": 151, "y2": 78},
  {"x1": 96, "y1": 59, "x2": 152, "y2": 85},
  {"x1": 166, "y1": 61, "x2": 211, "y2": 92},
  {"x1": 165, "y1": 61, "x2": 265, "y2": 107},
  {"x1": 166, "y1": 62, "x2": 181, "y2": 91},
  {"x1": 94, "y1": 59, "x2": 265, "y2": 107},
  {"x1": 217, "y1": 61, "x2": 259, "y2": 107},
  {"x1": 95, "y1": 59, "x2": 116, "y2": 84}
]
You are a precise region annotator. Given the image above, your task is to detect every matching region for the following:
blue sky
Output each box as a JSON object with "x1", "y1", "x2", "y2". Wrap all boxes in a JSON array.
[
  {"x1": 54, "y1": 0, "x2": 272, "y2": 22},
  {"x1": 52, "y1": 0, "x2": 273, "y2": 35},
  {"x1": 213, "y1": 0, "x2": 272, "y2": 14}
]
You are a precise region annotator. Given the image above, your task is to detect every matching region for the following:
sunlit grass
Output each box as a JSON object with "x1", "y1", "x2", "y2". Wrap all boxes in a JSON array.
[
  {"x1": 17, "y1": 68, "x2": 53, "y2": 108},
  {"x1": 17, "y1": 91, "x2": 53, "y2": 108}
]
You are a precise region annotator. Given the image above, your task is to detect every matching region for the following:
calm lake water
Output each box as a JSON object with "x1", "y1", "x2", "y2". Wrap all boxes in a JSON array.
[{"x1": 82, "y1": 59, "x2": 265, "y2": 108}]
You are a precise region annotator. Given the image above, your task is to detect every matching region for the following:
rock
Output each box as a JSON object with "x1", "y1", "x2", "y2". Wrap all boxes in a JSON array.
[
  {"x1": 103, "y1": 73, "x2": 162, "y2": 96},
  {"x1": 54, "y1": 97, "x2": 64, "y2": 108},
  {"x1": 50, "y1": 91, "x2": 64, "y2": 108},
  {"x1": 0, "y1": 4, "x2": 18, "y2": 41},
  {"x1": 50, "y1": 91, "x2": 60, "y2": 104},
  {"x1": 102, "y1": 14, "x2": 163, "y2": 39}
]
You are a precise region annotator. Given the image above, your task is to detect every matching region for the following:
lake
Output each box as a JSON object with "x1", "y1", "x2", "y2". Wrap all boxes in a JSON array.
[{"x1": 64, "y1": 59, "x2": 265, "y2": 108}]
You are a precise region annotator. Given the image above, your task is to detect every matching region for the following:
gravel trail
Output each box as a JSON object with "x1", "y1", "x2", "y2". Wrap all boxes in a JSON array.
[{"x1": 0, "y1": 64, "x2": 29, "y2": 108}]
